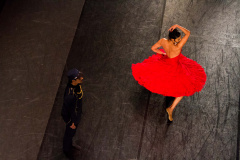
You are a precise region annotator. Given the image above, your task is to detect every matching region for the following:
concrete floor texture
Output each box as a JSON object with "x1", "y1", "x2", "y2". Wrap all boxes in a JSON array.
[{"x1": 0, "y1": 0, "x2": 239, "y2": 160}]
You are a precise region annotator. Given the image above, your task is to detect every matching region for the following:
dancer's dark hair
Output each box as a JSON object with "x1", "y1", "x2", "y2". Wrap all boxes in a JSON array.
[{"x1": 168, "y1": 29, "x2": 181, "y2": 40}]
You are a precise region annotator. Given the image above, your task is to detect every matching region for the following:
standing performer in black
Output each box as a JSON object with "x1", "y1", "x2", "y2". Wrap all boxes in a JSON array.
[{"x1": 61, "y1": 68, "x2": 83, "y2": 158}]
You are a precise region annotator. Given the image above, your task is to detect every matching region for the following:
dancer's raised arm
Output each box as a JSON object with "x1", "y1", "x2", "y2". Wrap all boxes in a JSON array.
[{"x1": 169, "y1": 24, "x2": 190, "y2": 48}]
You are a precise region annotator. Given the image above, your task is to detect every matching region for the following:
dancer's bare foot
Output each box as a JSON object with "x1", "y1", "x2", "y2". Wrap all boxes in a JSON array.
[{"x1": 166, "y1": 107, "x2": 173, "y2": 121}]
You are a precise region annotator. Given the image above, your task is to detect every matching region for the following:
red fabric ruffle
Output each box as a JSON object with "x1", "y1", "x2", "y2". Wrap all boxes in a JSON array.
[{"x1": 131, "y1": 49, "x2": 207, "y2": 97}]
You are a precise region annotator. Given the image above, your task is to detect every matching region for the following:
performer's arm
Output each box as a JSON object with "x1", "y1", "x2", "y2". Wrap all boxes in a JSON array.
[
  {"x1": 151, "y1": 39, "x2": 166, "y2": 55},
  {"x1": 169, "y1": 24, "x2": 190, "y2": 48},
  {"x1": 65, "y1": 95, "x2": 78, "y2": 129}
]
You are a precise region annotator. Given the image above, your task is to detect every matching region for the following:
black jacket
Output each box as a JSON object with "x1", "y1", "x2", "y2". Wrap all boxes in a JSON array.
[{"x1": 61, "y1": 84, "x2": 83, "y2": 125}]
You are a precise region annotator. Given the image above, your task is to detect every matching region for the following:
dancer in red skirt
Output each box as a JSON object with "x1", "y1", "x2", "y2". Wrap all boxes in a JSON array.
[{"x1": 132, "y1": 24, "x2": 207, "y2": 121}]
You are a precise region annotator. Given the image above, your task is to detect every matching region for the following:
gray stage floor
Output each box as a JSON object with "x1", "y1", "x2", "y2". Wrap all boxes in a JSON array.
[
  {"x1": 0, "y1": 0, "x2": 85, "y2": 159},
  {"x1": 38, "y1": 0, "x2": 240, "y2": 160},
  {"x1": 0, "y1": 0, "x2": 239, "y2": 160}
]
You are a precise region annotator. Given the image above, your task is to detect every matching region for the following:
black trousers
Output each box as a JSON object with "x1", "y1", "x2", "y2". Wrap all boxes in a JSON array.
[{"x1": 63, "y1": 122, "x2": 78, "y2": 152}]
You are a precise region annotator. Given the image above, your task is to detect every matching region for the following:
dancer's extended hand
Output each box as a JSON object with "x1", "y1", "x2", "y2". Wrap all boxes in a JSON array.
[
  {"x1": 158, "y1": 51, "x2": 166, "y2": 55},
  {"x1": 169, "y1": 24, "x2": 178, "y2": 32},
  {"x1": 70, "y1": 123, "x2": 76, "y2": 129}
]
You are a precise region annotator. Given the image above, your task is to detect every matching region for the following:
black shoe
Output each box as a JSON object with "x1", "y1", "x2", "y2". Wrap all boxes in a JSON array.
[{"x1": 63, "y1": 150, "x2": 75, "y2": 160}]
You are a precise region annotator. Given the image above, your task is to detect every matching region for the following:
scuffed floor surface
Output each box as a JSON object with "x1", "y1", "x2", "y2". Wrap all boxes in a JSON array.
[{"x1": 38, "y1": 0, "x2": 240, "y2": 159}]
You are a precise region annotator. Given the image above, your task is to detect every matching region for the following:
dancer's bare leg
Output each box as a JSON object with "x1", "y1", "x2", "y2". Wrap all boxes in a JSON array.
[{"x1": 166, "y1": 96, "x2": 183, "y2": 121}]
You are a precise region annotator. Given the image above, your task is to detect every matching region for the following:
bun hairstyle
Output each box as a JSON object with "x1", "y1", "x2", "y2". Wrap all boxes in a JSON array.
[{"x1": 168, "y1": 29, "x2": 181, "y2": 40}]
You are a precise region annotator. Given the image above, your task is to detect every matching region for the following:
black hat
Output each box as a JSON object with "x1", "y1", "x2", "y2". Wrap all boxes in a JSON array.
[{"x1": 67, "y1": 68, "x2": 83, "y2": 81}]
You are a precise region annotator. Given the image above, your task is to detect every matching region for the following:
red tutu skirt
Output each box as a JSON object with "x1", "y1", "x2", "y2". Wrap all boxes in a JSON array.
[{"x1": 132, "y1": 49, "x2": 207, "y2": 97}]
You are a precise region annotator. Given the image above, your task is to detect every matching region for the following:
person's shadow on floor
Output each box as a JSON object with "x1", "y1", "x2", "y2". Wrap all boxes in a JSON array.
[{"x1": 160, "y1": 96, "x2": 175, "y2": 136}]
